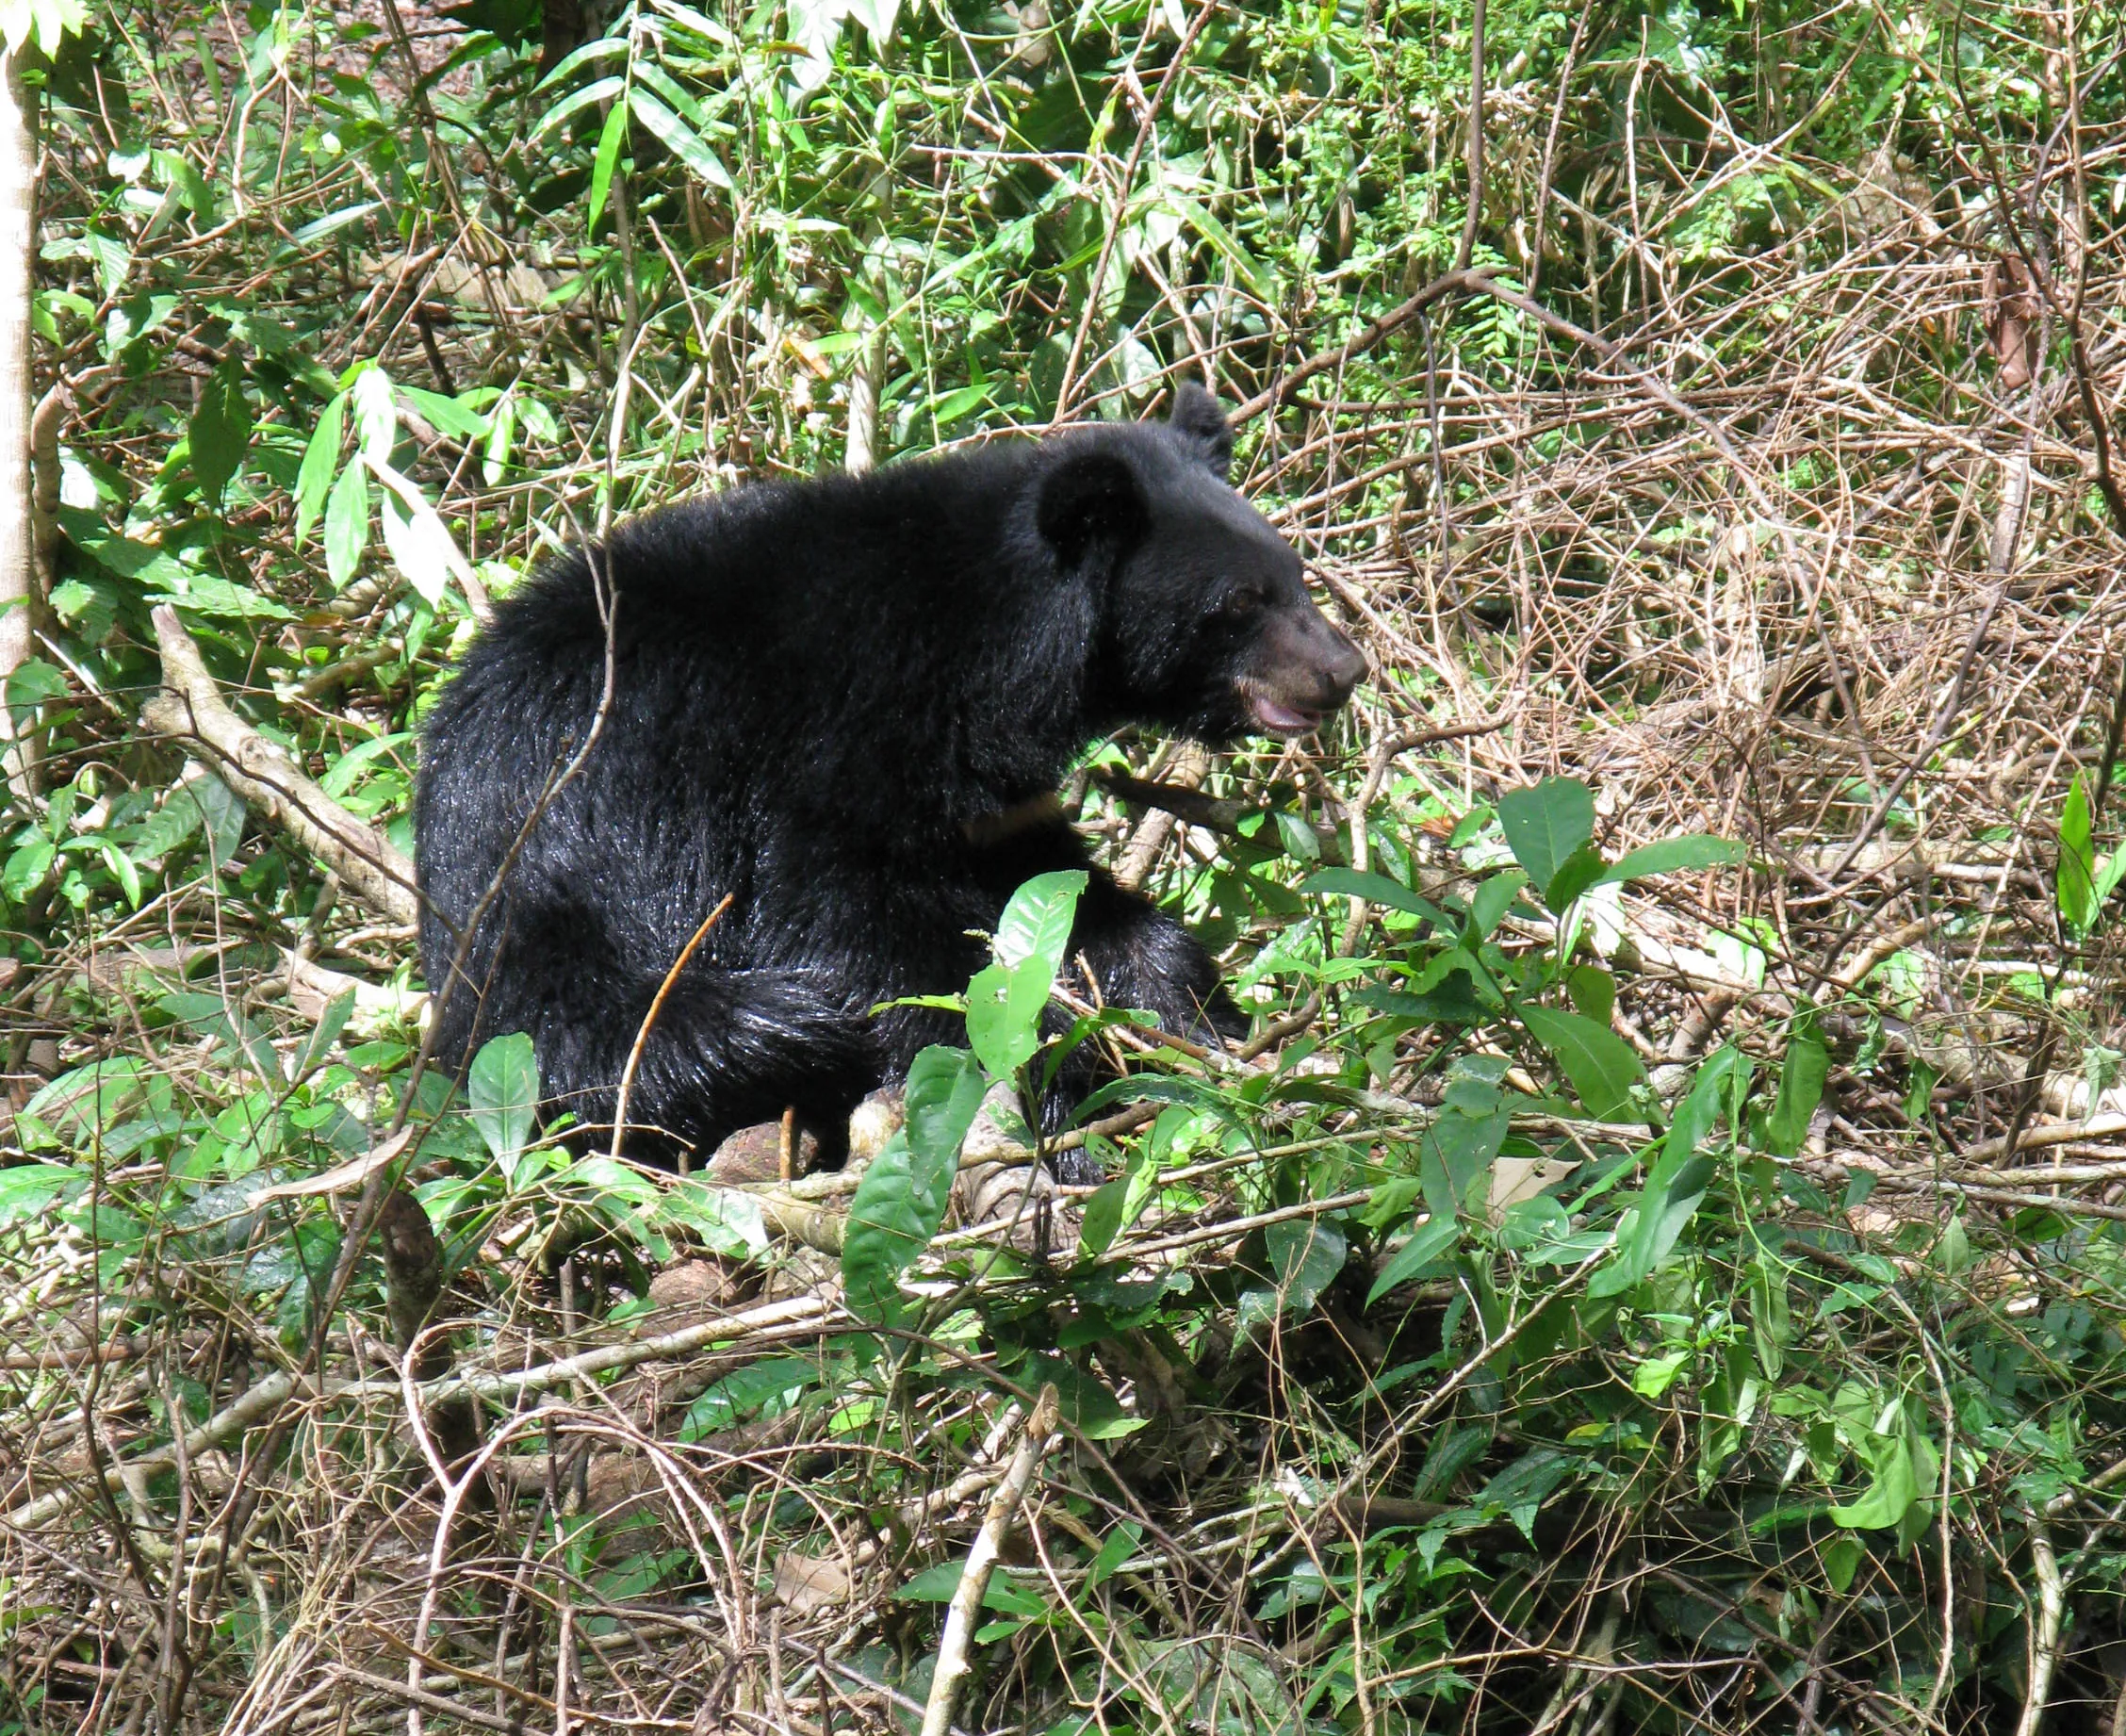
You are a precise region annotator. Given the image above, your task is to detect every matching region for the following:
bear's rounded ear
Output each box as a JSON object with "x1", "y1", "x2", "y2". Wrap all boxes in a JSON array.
[
  {"x1": 1037, "y1": 445, "x2": 1148, "y2": 567},
  {"x1": 1169, "y1": 382, "x2": 1234, "y2": 480}
]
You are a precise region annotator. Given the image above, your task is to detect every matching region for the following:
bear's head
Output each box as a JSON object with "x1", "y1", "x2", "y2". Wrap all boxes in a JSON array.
[{"x1": 1035, "y1": 385, "x2": 1367, "y2": 743}]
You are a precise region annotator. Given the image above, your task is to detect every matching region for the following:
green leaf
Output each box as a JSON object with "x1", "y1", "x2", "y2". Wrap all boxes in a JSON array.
[
  {"x1": 469, "y1": 1033, "x2": 540, "y2": 1166},
  {"x1": 966, "y1": 872, "x2": 1086, "y2": 1079},
  {"x1": 1465, "y1": 869, "x2": 1528, "y2": 941},
  {"x1": 6, "y1": 656, "x2": 65, "y2": 729},
  {"x1": 294, "y1": 392, "x2": 346, "y2": 546},
  {"x1": 1598, "y1": 834, "x2": 1746, "y2": 886},
  {"x1": 1086, "y1": 1520, "x2": 1143, "y2": 1593},
  {"x1": 1497, "y1": 778, "x2": 1595, "y2": 899},
  {"x1": 1159, "y1": 191, "x2": 1269, "y2": 299},
  {"x1": 398, "y1": 385, "x2": 493, "y2": 441},
  {"x1": 1265, "y1": 1219, "x2": 1347, "y2": 1316},
  {"x1": 586, "y1": 100, "x2": 628, "y2": 234},
  {"x1": 1542, "y1": 841, "x2": 1609, "y2": 914},
  {"x1": 2060, "y1": 772, "x2": 2098, "y2": 936},
  {"x1": 0, "y1": 1160, "x2": 84, "y2": 1226},
  {"x1": 1301, "y1": 867, "x2": 1447, "y2": 924},
  {"x1": 188, "y1": 361, "x2": 253, "y2": 507},
  {"x1": 992, "y1": 869, "x2": 1087, "y2": 976},
  {"x1": 290, "y1": 987, "x2": 357, "y2": 1083},
  {"x1": 185, "y1": 770, "x2": 246, "y2": 870},
  {"x1": 1565, "y1": 965, "x2": 1615, "y2": 1027},
  {"x1": 840, "y1": 1132, "x2": 920, "y2": 1322},
  {"x1": 1829, "y1": 1430, "x2": 1921, "y2": 1531},
  {"x1": 629, "y1": 89, "x2": 734, "y2": 191},
  {"x1": 1589, "y1": 1046, "x2": 1744, "y2": 1299},
  {"x1": 1765, "y1": 1007, "x2": 1828, "y2": 1156},
  {"x1": 903, "y1": 1044, "x2": 986, "y2": 1185},
  {"x1": 3, "y1": 837, "x2": 52, "y2": 902},
  {"x1": 1366, "y1": 1212, "x2": 1458, "y2": 1305},
  {"x1": 966, "y1": 960, "x2": 1049, "y2": 1081},
  {"x1": 1520, "y1": 1004, "x2": 1645, "y2": 1121},
  {"x1": 840, "y1": 1047, "x2": 982, "y2": 1319},
  {"x1": 1419, "y1": 1099, "x2": 1510, "y2": 1219},
  {"x1": 323, "y1": 461, "x2": 368, "y2": 589},
  {"x1": 99, "y1": 842, "x2": 141, "y2": 909},
  {"x1": 1079, "y1": 1140, "x2": 1152, "y2": 1260}
]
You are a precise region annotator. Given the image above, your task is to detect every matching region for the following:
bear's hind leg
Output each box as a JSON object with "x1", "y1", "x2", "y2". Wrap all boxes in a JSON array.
[{"x1": 474, "y1": 913, "x2": 879, "y2": 1167}]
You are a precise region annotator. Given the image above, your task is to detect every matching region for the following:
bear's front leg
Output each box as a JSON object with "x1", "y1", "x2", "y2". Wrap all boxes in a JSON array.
[{"x1": 1066, "y1": 870, "x2": 1247, "y2": 1050}]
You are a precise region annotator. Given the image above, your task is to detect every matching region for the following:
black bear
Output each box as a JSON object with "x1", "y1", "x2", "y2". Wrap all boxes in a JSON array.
[{"x1": 414, "y1": 386, "x2": 1365, "y2": 1168}]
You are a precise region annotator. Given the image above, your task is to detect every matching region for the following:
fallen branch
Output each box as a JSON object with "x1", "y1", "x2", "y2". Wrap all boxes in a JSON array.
[
  {"x1": 2015, "y1": 1514, "x2": 2065, "y2": 1736},
  {"x1": 139, "y1": 604, "x2": 419, "y2": 925},
  {"x1": 920, "y1": 1384, "x2": 1060, "y2": 1736}
]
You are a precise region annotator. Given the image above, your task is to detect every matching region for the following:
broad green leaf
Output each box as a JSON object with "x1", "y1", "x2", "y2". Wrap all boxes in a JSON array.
[
  {"x1": 1160, "y1": 192, "x2": 1269, "y2": 299},
  {"x1": 1521, "y1": 1004, "x2": 1645, "y2": 1121},
  {"x1": 1589, "y1": 1046, "x2": 1743, "y2": 1299},
  {"x1": 323, "y1": 461, "x2": 368, "y2": 588},
  {"x1": 1079, "y1": 1139, "x2": 1153, "y2": 1260},
  {"x1": 2060, "y1": 772, "x2": 2098, "y2": 935},
  {"x1": 185, "y1": 769, "x2": 246, "y2": 870},
  {"x1": 3, "y1": 837, "x2": 52, "y2": 901},
  {"x1": 398, "y1": 385, "x2": 492, "y2": 441},
  {"x1": 1765, "y1": 1007, "x2": 1828, "y2": 1156},
  {"x1": 1565, "y1": 964, "x2": 1615, "y2": 1026},
  {"x1": 966, "y1": 959, "x2": 1050, "y2": 1080},
  {"x1": 6, "y1": 656, "x2": 65, "y2": 729},
  {"x1": 294, "y1": 392, "x2": 346, "y2": 546},
  {"x1": 290, "y1": 987, "x2": 357, "y2": 1083},
  {"x1": 629, "y1": 89, "x2": 734, "y2": 191},
  {"x1": 1086, "y1": 1520, "x2": 1143, "y2": 1593},
  {"x1": 0, "y1": 1160, "x2": 83, "y2": 1226},
  {"x1": 841, "y1": 1131, "x2": 921, "y2": 1321},
  {"x1": 1542, "y1": 841, "x2": 1609, "y2": 914},
  {"x1": 483, "y1": 393, "x2": 518, "y2": 486},
  {"x1": 840, "y1": 1047, "x2": 982, "y2": 1319},
  {"x1": 587, "y1": 100, "x2": 628, "y2": 234},
  {"x1": 131, "y1": 788, "x2": 203, "y2": 863},
  {"x1": 1598, "y1": 834, "x2": 1746, "y2": 886},
  {"x1": 992, "y1": 870, "x2": 1087, "y2": 976},
  {"x1": 1265, "y1": 1219, "x2": 1348, "y2": 1317},
  {"x1": 369, "y1": 459, "x2": 475, "y2": 608},
  {"x1": 967, "y1": 872, "x2": 1086, "y2": 1079},
  {"x1": 1498, "y1": 778, "x2": 1595, "y2": 899},
  {"x1": 286, "y1": 202, "x2": 382, "y2": 245},
  {"x1": 350, "y1": 363, "x2": 397, "y2": 465},
  {"x1": 1302, "y1": 867, "x2": 1447, "y2": 924},
  {"x1": 903, "y1": 1044, "x2": 986, "y2": 1187},
  {"x1": 1366, "y1": 1212, "x2": 1458, "y2": 1305},
  {"x1": 188, "y1": 361, "x2": 252, "y2": 507},
  {"x1": 1419, "y1": 1099, "x2": 1510, "y2": 1219},
  {"x1": 1465, "y1": 868, "x2": 1528, "y2": 941},
  {"x1": 1662, "y1": 1043, "x2": 1743, "y2": 1171},
  {"x1": 99, "y1": 842, "x2": 141, "y2": 909},
  {"x1": 469, "y1": 1032, "x2": 539, "y2": 1166},
  {"x1": 1829, "y1": 1430, "x2": 1921, "y2": 1531}
]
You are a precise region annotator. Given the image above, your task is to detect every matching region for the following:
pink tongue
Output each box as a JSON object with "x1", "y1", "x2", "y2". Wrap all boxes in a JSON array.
[{"x1": 1253, "y1": 696, "x2": 1315, "y2": 733}]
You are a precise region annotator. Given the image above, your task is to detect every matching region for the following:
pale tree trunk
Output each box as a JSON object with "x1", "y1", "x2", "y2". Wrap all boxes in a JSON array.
[{"x1": 0, "y1": 51, "x2": 39, "y2": 804}]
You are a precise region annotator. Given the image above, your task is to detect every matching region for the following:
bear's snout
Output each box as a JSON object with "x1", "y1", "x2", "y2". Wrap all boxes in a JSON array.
[{"x1": 1240, "y1": 605, "x2": 1367, "y2": 737}]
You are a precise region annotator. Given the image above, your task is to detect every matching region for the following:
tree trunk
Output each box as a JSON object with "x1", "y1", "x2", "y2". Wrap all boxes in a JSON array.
[{"x1": 0, "y1": 51, "x2": 39, "y2": 804}]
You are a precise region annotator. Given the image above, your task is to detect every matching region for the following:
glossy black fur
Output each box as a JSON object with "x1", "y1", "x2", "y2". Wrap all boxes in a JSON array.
[{"x1": 414, "y1": 388, "x2": 1365, "y2": 1169}]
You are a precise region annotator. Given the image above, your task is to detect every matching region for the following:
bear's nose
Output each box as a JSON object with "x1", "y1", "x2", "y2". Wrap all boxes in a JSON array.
[{"x1": 1316, "y1": 624, "x2": 1366, "y2": 704}]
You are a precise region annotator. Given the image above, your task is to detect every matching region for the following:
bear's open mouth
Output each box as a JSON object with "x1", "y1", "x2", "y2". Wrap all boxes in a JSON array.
[{"x1": 1241, "y1": 681, "x2": 1327, "y2": 737}]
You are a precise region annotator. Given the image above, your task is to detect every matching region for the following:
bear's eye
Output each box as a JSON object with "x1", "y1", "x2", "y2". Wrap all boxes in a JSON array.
[{"x1": 1218, "y1": 587, "x2": 1268, "y2": 619}]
